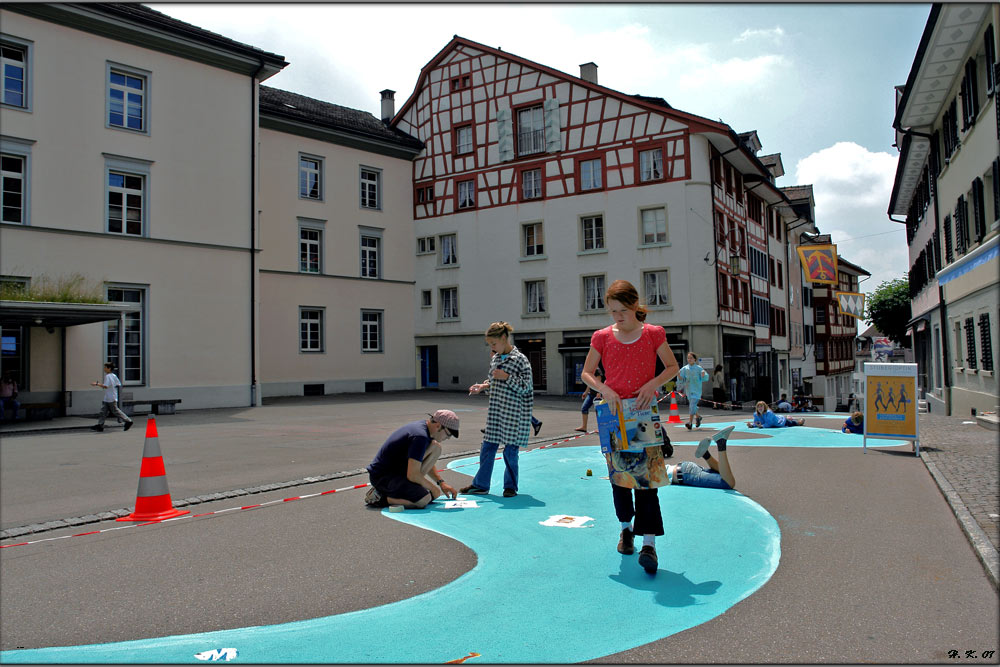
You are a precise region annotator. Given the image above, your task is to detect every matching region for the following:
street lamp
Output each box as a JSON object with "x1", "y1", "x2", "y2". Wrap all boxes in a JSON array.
[{"x1": 729, "y1": 254, "x2": 741, "y2": 275}]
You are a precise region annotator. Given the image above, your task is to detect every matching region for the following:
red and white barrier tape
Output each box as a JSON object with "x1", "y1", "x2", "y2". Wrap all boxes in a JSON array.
[{"x1": 0, "y1": 431, "x2": 597, "y2": 550}]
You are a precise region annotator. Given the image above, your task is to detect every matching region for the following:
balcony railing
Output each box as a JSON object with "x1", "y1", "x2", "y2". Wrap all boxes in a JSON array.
[{"x1": 517, "y1": 129, "x2": 545, "y2": 156}]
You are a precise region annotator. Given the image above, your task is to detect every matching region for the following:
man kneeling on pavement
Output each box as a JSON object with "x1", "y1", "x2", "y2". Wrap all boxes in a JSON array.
[{"x1": 365, "y1": 409, "x2": 460, "y2": 509}]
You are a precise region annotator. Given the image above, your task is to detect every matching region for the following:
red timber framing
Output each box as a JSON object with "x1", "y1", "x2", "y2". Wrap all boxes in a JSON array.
[
  {"x1": 712, "y1": 149, "x2": 752, "y2": 329},
  {"x1": 393, "y1": 36, "x2": 727, "y2": 221}
]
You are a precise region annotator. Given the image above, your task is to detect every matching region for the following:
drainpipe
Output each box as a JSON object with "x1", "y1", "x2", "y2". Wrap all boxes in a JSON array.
[{"x1": 250, "y1": 60, "x2": 265, "y2": 407}]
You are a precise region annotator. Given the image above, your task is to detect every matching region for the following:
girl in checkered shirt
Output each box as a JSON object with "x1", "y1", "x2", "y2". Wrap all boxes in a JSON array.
[{"x1": 463, "y1": 322, "x2": 534, "y2": 497}]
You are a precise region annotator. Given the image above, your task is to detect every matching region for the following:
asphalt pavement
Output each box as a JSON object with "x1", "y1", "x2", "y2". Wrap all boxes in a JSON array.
[{"x1": 1, "y1": 391, "x2": 997, "y2": 662}]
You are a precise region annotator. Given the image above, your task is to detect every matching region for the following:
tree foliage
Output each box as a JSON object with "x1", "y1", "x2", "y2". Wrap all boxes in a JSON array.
[{"x1": 865, "y1": 277, "x2": 910, "y2": 347}]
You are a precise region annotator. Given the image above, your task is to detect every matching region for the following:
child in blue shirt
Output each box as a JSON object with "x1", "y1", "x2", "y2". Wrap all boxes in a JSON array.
[
  {"x1": 842, "y1": 411, "x2": 864, "y2": 434},
  {"x1": 748, "y1": 401, "x2": 805, "y2": 428},
  {"x1": 677, "y1": 352, "x2": 709, "y2": 430}
]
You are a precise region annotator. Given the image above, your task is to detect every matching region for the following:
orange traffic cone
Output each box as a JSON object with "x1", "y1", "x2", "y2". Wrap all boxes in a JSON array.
[
  {"x1": 667, "y1": 391, "x2": 682, "y2": 423},
  {"x1": 117, "y1": 417, "x2": 190, "y2": 522}
]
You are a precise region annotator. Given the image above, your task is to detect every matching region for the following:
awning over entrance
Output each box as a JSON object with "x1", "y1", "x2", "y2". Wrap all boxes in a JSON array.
[{"x1": 0, "y1": 300, "x2": 140, "y2": 328}]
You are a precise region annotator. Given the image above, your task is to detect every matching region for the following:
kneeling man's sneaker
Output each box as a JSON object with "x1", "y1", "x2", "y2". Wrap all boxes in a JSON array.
[
  {"x1": 638, "y1": 545, "x2": 658, "y2": 573},
  {"x1": 364, "y1": 486, "x2": 386, "y2": 507}
]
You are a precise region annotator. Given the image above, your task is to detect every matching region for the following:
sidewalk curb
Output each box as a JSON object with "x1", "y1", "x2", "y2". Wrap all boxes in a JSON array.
[
  {"x1": 923, "y1": 457, "x2": 1000, "y2": 589},
  {"x1": 0, "y1": 434, "x2": 576, "y2": 540}
]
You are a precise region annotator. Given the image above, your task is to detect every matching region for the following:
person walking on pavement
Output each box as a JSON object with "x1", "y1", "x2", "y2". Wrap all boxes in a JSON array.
[
  {"x1": 463, "y1": 321, "x2": 534, "y2": 498},
  {"x1": 711, "y1": 364, "x2": 726, "y2": 410},
  {"x1": 580, "y1": 279, "x2": 680, "y2": 575},
  {"x1": 576, "y1": 367, "x2": 603, "y2": 432},
  {"x1": 677, "y1": 352, "x2": 709, "y2": 430},
  {"x1": 365, "y1": 410, "x2": 460, "y2": 509},
  {"x1": 0, "y1": 371, "x2": 20, "y2": 422},
  {"x1": 91, "y1": 362, "x2": 133, "y2": 432}
]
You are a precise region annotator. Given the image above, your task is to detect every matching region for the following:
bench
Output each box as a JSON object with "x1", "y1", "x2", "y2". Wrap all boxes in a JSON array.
[
  {"x1": 121, "y1": 399, "x2": 181, "y2": 416},
  {"x1": 17, "y1": 402, "x2": 60, "y2": 421}
]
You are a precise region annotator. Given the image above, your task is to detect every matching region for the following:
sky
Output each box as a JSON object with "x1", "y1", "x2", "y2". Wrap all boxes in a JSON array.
[{"x1": 151, "y1": 2, "x2": 931, "y2": 307}]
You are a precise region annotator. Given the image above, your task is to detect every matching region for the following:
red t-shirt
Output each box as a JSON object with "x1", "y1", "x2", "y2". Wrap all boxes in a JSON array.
[{"x1": 590, "y1": 322, "x2": 666, "y2": 399}]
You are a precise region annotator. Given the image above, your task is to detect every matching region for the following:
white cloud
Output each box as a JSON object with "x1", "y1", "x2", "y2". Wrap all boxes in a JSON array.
[{"x1": 734, "y1": 27, "x2": 786, "y2": 44}]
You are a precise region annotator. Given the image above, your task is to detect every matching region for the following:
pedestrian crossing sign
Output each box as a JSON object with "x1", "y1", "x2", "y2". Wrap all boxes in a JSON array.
[{"x1": 863, "y1": 363, "x2": 919, "y2": 454}]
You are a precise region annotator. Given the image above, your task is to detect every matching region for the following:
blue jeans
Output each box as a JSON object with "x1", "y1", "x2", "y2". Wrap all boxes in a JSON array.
[{"x1": 471, "y1": 441, "x2": 519, "y2": 492}]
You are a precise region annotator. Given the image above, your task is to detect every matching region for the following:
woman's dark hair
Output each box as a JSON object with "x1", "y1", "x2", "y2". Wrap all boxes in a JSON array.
[
  {"x1": 604, "y1": 279, "x2": 647, "y2": 322},
  {"x1": 715, "y1": 364, "x2": 723, "y2": 373}
]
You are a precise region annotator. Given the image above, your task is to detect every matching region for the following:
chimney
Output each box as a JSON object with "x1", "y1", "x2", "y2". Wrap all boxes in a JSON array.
[
  {"x1": 380, "y1": 89, "x2": 395, "y2": 123},
  {"x1": 579, "y1": 62, "x2": 598, "y2": 84}
]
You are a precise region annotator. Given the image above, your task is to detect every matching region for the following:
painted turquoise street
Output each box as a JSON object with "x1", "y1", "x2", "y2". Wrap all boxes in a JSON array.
[
  {"x1": 667, "y1": 419, "x2": 910, "y2": 447},
  {"x1": 1, "y1": 446, "x2": 781, "y2": 664}
]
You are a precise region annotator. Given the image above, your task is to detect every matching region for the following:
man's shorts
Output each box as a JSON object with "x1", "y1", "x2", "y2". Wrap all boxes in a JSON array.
[
  {"x1": 687, "y1": 395, "x2": 701, "y2": 414},
  {"x1": 369, "y1": 473, "x2": 429, "y2": 503},
  {"x1": 679, "y1": 460, "x2": 731, "y2": 490}
]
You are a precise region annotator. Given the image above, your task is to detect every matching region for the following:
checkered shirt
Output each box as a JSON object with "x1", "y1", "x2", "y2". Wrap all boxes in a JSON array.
[{"x1": 482, "y1": 346, "x2": 534, "y2": 448}]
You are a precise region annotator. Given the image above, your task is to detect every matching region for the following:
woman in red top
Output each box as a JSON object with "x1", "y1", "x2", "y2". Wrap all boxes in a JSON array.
[{"x1": 581, "y1": 279, "x2": 679, "y2": 574}]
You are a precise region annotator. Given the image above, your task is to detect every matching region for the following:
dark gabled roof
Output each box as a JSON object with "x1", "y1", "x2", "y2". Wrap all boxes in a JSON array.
[
  {"x1": 781, "y1": 185, "x2": 814, "y2": 201},
  {"x1": 759, "y1": 154, "x2": 781, "y2": 167},
  {"x1": 629, "y1": 94, "x2": 673, "y2": 110},
  {"x1": 100, "y1": 3, "x2": 286, "y2": 63},
  {"x1": 836, "y1": 256, "x2": 871, "y2": 277},
  {"x1": 259, "y1": 86, "x2": 423, "y2": 153}
]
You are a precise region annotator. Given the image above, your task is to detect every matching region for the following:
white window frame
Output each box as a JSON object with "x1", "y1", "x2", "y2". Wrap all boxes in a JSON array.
[
  {"x1": 105, "y1": 284, "x2": 147, "y2": 386},
  {"x1": 299, "y1": 307, "x2": 324, "y2": 353},
  {"x1": 360, "y1": 166, "x2": 381, "y2": 210},
  {"x1": 439, "y1": 286, "x2": 459, "y2": 321},
  {"x1": 106, "y1": 62, "x2": 149, "y2": 134},
  {"x1": 361, "y1": 309, "x2": 384, "y2": 353},
  {"x1": 643, "y1": 269, "x2": 670, "y2": 307},
  {"x1": 298, "y1": 219, "x2": 324, "y2": 274},
  {"x1": 104, "y1": 154, "x2": 152, "y2": 237},
  {"x1": 522, "y1": 167, "x2": 542, "y2": 200},
  {"x1": 1, "y1": 34, "x2": 33, "y2": 112},
  {"x1": 522, "y1": 221, "x2": 544, "y2": 258},
  {"x1": 457, "y1": 179, "x2": 475, "y2": 209},
  {"x1": 517, "y1": 105, "x2": 545, "y2": 156},
  {"x1": 524, "y1": 279, "x2": 547, "y2": 315},
  {"x1": 439, "y1": 233, "x2": 458, "y2": 266},
  {"x1": 580, "y1": 214, "x2": 605, "y2": 252},
  {"x1": 639, "y1": 147, "x2": 663, "y2": 182},
  {"x1": 417, "y1": 236, "x2": 436, "y2": 255},
  {"x1": 360, "y1": 226, "x2": 383, "y2": 279},
  {"x1": 299, "y1": 153, "x2": 323, "y2": 200},
  {"x1": 455, "y1": 125, "x2": 473, "y2": 155},
  {"x1": 582, "y1": 274, "x2": 606, "y2": 312},
  {"x1": 580, "y1": 158, "x2": 603, "y2": 191},
  {"x1": 0, "y1": 136, "x2": 33, "y2": 226},
  {"x1": 639, "y1": 206, "x2": 668, "y2": 245}
]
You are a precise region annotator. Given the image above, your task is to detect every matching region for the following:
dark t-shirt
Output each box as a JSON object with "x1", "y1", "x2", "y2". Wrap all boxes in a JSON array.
[{"x1": 366, "y1": 420, "x2": 431, "y2": 479}]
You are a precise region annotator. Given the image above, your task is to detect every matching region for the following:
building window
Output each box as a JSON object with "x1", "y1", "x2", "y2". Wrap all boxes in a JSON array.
[
  {"x1": 640, "y1": 207, "x2": 667, "y2": 245},
  {"x1": 643, "y1": 270, "x2": 670, "y2": 306},
  {"x1": 439, "y1": 287, "x2": 459, "y2": 320},
  {"x1": 299, "y1": 308, "x2": 324, "y2": 352},
  {"x1": 360, "y1": 228, "x2": 382, "y2": 278},
  {"x1": 455, "y1": 125, "x2": 473, "y2": 155},
  {"x1": 718, "y1": 272, "x2": 730, "y2": 307},
  {"x1": 0, "y1": 152, "x2": 25, "y2": 224},
  {"x1": 583, "y1": 275, "x2": 605, "y2": 311},
  {"x1": 416, "y1": 184, "x2": 434, "y2": 204},
  {"x1": 639, "y1": 148, "x2": 663, "y2": 182},
  {"x1": 985, "y1": 25, "x2": 996, "y2": 95},
  {"x1": 416, "y1": 236, "x2": 436, "y2": 254},
  {"x1": 581, "y1": 214, "x2": 604, "y2": 251},
  {"x1": 517, "y1": 105, "x2": 544, "y2": 156},
  {"x1": 299, "y1": 155, "x2": 322, "y2": 200},
  {"x1": 421, "y1": 290, "x2": 432, "y2": 308},
  {"x1": 1, "y1": 39, "x2": 30, "y2": 109},
  {"x1": 360, "y1": 167, "x2": 381, "y2": 210},
  {"x1": 965, "y1": 317, "x2": 977, "y2": 369},
  {"x1": 525, "y1": 280, "x2": 547, "y2": 314},
  {"x1": 815, "y1": 307, "x2": 826, "y2": 325},
  {"x1": 753, "y1": 296, "x2": 770, "y2": 327},
  {"x1": 107, "y1": 170, "x2": 144, "y2": 236},
  {"x1": 804, "y1": 324, "x2": 814, "y2": 345},
  {"x1": 457, "y1": 179, "x2": 475, "y2": 209},
  {"x1": 106, "y1": 286, "x2": 145, "y2": 384},
  {"x1": 960, "y1": 57, "x2": 979, "y2": 130},
  {"x1": 522, "y1": 222, "x2": 544, "y2": 257},
  {"x1": 450, "y1": 75, "x2": 470, "y2": 91},
  {"x1": 361, "y1": 310, "x2": 383, "y2": 353},
  {"x1": 521, "y1": 167, "x2": 542, "y2": 200},
  {"x1": 579, "y1": 157, "x2": 603, "y2": 191},
  {"x1": 777, "y1": 260, "x2": 784, "y2": 289},
  {"x1": 439, "y1": 233, "x2": 457, "y2": 266},
  {"x1": 107, "y1": 65, "x2": 147, "y2": 132},
  {"x1": 979, "y1": 313, "x2": 994, "y2": 371},
  {"x1": 299, "y1": 225, "x2": 322, "y2": 273}
]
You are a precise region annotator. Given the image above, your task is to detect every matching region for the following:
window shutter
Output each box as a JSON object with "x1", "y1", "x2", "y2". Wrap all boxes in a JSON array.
[
  {"x1": 944, "y1": 214, "x2": 953, "y2": 263},
  {"x1": 955, "y1": 199, "x2": 966, "y2": 255},
  {"x1": 972, "y1": 177, "x2": 985, "y2": 242},
  {"x1": 497, "y1": 108, "x2": 513, "y2": 162},
  {"x1": 986, "y1": 25, "x2": 997, "y2": 95},
  {"x1": 543, "y1": 98, "x2": 561, "y2": 153}
]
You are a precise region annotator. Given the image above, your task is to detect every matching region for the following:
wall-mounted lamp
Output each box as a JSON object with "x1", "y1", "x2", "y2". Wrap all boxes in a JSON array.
[{"x1": 729, "y1": 254, "x2": 741, "y2": 275}]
